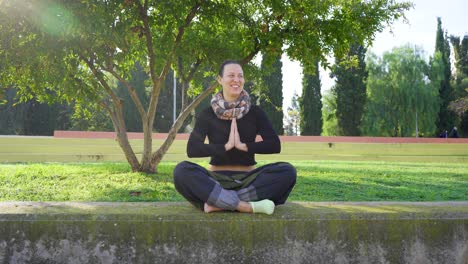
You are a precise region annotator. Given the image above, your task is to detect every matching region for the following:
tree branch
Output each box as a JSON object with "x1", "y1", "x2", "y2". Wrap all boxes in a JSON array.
[
  {"x1": 83, "y1": 58, "x2": 127, "y2": 133},
  {"x1": 185, "y1": 58, "x2": 202, "y2": 83},
  {"x1": 105, "y1": 68, "x2": 148, "y2": 121},
  {"x1": 177, "y1": 58, "x2": 202, "y2": 110},
  {"x1": 147, "y1": 1, "x2": 204, "y2": 129},
  {"x1": 80, "y1": 54, "x2": 120, "y2": 108},
  {"x1": 159, "y1": 1, "x2": 204, "y2": 81},
  {"x1": 151, "y1": 81, "x2": 218, "y2": 164},
  {"x1": 137, "y1": 1, "x2": 157, "y2": 84},
  {"x1": 240, "y1": 49, "x2": 260, "y2": 65},
  {"x1": 98, "y1": 101, "x2": 119, "y2": 130}
]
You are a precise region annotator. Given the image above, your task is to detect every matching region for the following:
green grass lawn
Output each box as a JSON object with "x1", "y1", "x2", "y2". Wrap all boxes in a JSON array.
[
  {"x1": 1, "y1": 137, "x2": 467, "y2": 163},
  {"x1": 1, "y1": 160, "x2": 466, "y2": 202}
]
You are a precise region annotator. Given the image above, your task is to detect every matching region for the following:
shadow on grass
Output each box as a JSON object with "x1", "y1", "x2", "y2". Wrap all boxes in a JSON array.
[{"x1": 293, "y1": 173, "x2": 468, "y2": 201}]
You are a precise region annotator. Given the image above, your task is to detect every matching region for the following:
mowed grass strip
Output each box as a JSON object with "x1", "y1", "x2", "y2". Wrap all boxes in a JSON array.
[
  {"x1": 1, "y1": 137, "x2": 467, "y2": 163},
  {"x1": 0, "y1": 163, "x2": 179, "y2": 202},
  {"x1": 0, "y1": 161, "x2": 466, "y2": 202}
]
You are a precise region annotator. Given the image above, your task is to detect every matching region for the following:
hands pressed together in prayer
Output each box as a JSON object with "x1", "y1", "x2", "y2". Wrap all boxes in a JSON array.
[{"x1": 224, "y1": 118, "x2": 248, "y2": 152}]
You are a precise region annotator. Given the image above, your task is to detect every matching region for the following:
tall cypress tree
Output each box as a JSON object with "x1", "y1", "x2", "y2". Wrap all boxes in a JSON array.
[
  {"x1": 449, "y1": 35, "x2": 468, "y2": 137},
  {"x1": 331, "y1": 43, "x2": 367, "y2": 136},
  {"x1": 300, "y1": 59, "x2": 322, "y2": 135},
  {"x1": 434, "y1": 17, "x2": 456, "y2": 134},
  {"x1": 260, "y1": 53, "x2": 284, "y2": 135}
]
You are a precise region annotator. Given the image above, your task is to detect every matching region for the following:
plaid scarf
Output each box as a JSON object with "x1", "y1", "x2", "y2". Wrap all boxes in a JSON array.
[{"x1": 210, "y1": 90, "x2": 251, "y2": 120}]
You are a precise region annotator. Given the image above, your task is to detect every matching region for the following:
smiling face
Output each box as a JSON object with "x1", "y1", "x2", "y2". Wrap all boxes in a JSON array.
[{"x1": 217, "y1": 63, "x2": 245, "y2": 102}]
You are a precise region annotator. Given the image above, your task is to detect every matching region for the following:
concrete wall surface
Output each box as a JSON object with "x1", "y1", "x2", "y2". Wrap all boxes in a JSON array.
[{"x1": 0, "y1": 201, "x2": 467, "y2": 264}]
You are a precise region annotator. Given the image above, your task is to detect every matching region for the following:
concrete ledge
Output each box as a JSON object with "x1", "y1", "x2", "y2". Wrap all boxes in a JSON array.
[{"x1": 1, "y1": 202, "x2": 467, "y2": 263}]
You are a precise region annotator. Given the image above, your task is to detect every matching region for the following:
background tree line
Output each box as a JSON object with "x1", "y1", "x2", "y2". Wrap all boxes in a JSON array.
[
  {"x1": 2, "y1": 13, "x2": 465, "y2": 140},
  {"x1": 297, "y1": 18, "x2": 467, "y2": 138}
]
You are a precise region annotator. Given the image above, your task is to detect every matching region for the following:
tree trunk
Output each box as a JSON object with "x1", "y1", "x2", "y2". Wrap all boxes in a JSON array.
[
  {"x1": 109, "y1": 106, "x2": 141, "y2": 172},
  {"x1": 139, "y1": 114, "x2": 154, "y2": 172},
  {"x1": 116, "y1": 131, "x2": 141, "y2": 172},
  {"x1": 147, "y1": 83, "x2": 218, "y2": 173}
]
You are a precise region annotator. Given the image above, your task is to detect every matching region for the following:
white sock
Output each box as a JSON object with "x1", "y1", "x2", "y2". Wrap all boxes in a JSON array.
[{"x1": 249, "y1": 199, "x2": 275, "y2": 215}]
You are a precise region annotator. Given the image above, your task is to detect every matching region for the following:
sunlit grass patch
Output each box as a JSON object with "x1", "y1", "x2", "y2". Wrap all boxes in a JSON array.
[{"x1": 0, "y1": 160, "x2": 466, "y2": 202}]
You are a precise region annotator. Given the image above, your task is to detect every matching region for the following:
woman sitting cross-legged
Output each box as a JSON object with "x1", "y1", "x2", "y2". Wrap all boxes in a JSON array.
[{"x1": 173, "y1": 60, "x2": 296, "y2": 215}]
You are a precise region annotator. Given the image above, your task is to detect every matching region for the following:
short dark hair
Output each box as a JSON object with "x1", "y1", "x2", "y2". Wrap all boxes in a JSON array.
[{"x1": 218, "y1": 60, "x2": 241, "y2": 77}]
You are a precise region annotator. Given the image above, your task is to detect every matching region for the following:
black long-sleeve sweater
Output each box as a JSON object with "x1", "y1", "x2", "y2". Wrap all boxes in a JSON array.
[{"x1": 187, "y1": 105, "x2": 281, "y2": 165}]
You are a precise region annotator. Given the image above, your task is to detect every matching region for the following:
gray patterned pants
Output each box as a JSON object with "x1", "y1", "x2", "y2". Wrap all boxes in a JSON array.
[{"x1": 173, "y1": 161, "x2": 297, "y2": 211}]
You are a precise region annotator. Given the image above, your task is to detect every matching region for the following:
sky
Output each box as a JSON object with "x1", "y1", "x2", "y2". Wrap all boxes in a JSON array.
[{"x1": 281, "y1": 0, "x2": 468, "y2": 111}]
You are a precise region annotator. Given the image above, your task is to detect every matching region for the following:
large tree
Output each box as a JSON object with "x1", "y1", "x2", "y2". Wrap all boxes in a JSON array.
[
  {"x1": 331, "y1": 43, "x2": 367, "y2": 136},
  {"x1": 0, "y1": 0, "x2": 411, "y2": 173},
  {"x1": 449, "y1": 35, "x2": 468, "y2": 137},
  {"x1": 260, "y1": 53, "x2": 284, "y2": 135},
  {"x1": 300, "y1": 60, "x2": 322, "y2": 135},
  {"x1": 434, "y1": 17, "x2": 456, "y2": 135},
  {"x1": 363, "y1": 46, "x2": 440, "y2": 137}
]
